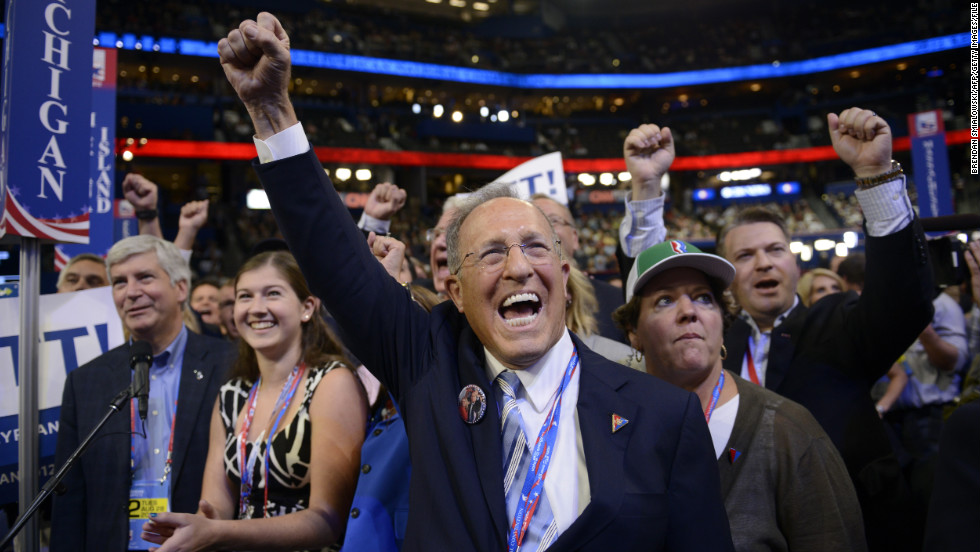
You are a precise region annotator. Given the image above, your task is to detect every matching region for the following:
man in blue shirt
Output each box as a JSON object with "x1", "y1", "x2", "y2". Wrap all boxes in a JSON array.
[{"x1": 51, "y1": 235, "x2": 230, "y2": 551}]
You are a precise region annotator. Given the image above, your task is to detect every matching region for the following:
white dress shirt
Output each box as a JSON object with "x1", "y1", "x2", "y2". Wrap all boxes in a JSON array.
[{"x1": 484, "y1": 329, "x2": 590, "y2": 535}]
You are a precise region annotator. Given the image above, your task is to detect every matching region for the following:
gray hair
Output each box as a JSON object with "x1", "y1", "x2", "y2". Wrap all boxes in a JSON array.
[
  {"x1": 57, "y1": 253, "x2": 107, "y2": 290},
  {"x1": 446, "y1": 182, "x2": 559, "y2": 275},
  {"x1": 442, "y1": 194, "x2": 464, "y2": 216},
  {"x1": 106, "y1": 235, "x2": 191, "y2": 289}
]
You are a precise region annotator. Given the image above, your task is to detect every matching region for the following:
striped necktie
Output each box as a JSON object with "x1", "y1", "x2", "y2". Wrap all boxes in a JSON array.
[{"x1": 495, "y1": 371, "x2": 558, "y2": 551}]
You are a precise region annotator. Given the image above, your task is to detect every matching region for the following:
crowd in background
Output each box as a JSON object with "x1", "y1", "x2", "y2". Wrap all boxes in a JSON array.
[
  {"x1": 94, "y1": 0, "x2": 959, "y2": 73},
  {"x1": 1, "y1": 1, "x2": 978, "y2": 550}
]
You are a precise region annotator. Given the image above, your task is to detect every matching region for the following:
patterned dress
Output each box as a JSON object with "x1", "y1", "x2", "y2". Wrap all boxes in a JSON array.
[{"x1": 221, "y1": 362, "x2": 343, "y2": 520}]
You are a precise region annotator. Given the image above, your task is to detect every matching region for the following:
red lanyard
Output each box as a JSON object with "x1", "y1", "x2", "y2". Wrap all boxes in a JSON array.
[
  {"x1": 745, "y1": 346, "x2": 761, "y2": 385},
  {"x1": 237, "y1": 363, "x2": 306, "y2": 518},
  {"x1": 130, "y1": 399, "x2": 178, "y2": 484}
]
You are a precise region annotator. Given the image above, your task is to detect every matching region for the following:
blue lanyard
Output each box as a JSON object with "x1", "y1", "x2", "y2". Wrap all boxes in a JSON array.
[
  {"x1": 238, "y1": 363, "x2": 306, "y2": 518},
  {"x1": 507, "y1": 349, "x2": 579, "y2": 552},
  {"x1": 704, "y1": 369, "x2": 726, "y2": 422}
]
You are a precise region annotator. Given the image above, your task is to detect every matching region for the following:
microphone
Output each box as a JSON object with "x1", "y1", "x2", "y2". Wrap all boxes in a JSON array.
[{"x1": 130, "y1": 340, "x2": 153, "y2": 422}]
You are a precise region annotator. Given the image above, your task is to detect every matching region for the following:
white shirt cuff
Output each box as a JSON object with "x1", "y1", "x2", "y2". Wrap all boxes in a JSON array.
[
  {"x1": 855, "y1": 175, "x2": 915, "y2": 237},
  {"x1": 620, "y1": 191, "x2": 667, "y2": 257},
  {"x1": 358, "y1": 213, "x2": 392, "y2": 235},
  {"x1": 252, "y1": 122, "x2": 310, "y2": 164}
]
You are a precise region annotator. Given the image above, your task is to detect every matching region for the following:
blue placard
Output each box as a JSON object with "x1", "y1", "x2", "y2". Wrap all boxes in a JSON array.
[
  {"x1": 908, "y1": 111, "x2": 953, "y2": 218},
  {"x1": 0, "y1": 0, "x2": 97, "y2": 243},
  {"x1": 909, "y1": 134, "x2": 953, "y2": 218},
  {"x1": 57, "y1": 47, "x2": 118, "y2": 264}
]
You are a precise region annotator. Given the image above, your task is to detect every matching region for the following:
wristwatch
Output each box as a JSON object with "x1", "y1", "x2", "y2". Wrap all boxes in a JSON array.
[{"x1": 134, "y1": 209, "x2": 158, "y2": 221}]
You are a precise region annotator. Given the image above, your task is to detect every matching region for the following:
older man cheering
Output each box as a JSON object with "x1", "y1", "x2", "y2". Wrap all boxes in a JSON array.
[{"x1": 216, "y1": 12, "x2": 733, "y2": 551}]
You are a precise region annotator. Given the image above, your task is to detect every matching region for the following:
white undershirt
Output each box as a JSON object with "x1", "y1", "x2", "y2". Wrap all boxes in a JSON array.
[{"x1": 707, "y1": 395, "x2": 739, "y2": 459}]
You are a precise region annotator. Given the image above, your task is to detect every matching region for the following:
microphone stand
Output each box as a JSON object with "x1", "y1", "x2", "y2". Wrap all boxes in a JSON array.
[{"x1": 0, "y1": 385, "x2": 133, "y2": 551}]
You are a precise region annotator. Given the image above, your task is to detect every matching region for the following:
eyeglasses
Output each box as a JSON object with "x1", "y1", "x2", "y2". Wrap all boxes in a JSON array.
[
  {"x1": 452, "y1": 239, "x2": 561, "y2": 275},
  {"x1": 547, "y1": 216, "x2": 574, "y2": 229},
  {"x1": 426, "y1": 227, "x2": 447, "y2": 243}
]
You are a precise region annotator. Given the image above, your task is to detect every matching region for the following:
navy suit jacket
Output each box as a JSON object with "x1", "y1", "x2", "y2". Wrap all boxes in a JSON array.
[
  {"x1": 50, "y1": 331, "x2": 230, "y2": 552},
  {"x1": 256, "y1": 149, "x2": 734, "y2": 551}
]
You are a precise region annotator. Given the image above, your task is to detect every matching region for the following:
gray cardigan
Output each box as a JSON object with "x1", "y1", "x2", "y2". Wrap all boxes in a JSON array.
[{"x1": 718, "y1": 372, "x2": 867, "y2": 552}]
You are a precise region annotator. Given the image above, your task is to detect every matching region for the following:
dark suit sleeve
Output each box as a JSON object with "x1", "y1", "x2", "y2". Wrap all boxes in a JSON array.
[
  {"x1": 819, "y1": 220, "x2": 934, "y2": 383},
  {"x1": 49, "y1": 371, "x2": 85, "y2": 552},
  {"x1": 665, "y1": 393, "x2": 735, "y2": 551},
  {"x1": 615, "y1": 242, "x2": 633, "y2": 301},
  {"x1": 253, "y1": 150, "x2": 432, "y2": 403}
]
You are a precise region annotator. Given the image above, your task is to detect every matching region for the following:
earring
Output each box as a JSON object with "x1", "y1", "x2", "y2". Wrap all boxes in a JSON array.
[
  {"x1": 630, "y1": 348, "x2": 643, "y2": 364},
  {"x1": 720, "y1": 344, "x2": 728, "y2": 361},
  {"x1": 302, "y1": 314, "x2": 310, "y2": 321}
]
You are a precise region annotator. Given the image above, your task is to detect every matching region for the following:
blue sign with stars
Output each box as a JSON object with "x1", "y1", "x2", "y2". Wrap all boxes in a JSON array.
[{"x1": 1, "y1": 0, "x2": 96, "y2": 243}]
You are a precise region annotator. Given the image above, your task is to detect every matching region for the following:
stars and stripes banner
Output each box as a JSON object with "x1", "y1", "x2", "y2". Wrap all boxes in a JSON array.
[
  {"x1": 2, "y1": 191, "x2": 90, "y2": 242},
  {"x1": 0, "y1": 0, "x2": 97, "y2": 243}
]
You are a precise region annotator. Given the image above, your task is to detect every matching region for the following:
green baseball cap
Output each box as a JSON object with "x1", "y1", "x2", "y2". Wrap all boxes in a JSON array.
[{"x1": 625, "y1": 240, "x2": 735, "y2": 303}]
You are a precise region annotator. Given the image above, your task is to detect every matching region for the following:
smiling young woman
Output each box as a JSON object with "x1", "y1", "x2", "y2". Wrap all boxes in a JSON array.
[{"x1": 141, "y1": 251, "x2": 368, "y2": 551}]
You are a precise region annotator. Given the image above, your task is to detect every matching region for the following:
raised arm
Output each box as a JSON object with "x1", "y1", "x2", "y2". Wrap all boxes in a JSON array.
[
  {"x1": 217, "y1": 13, "x2": 296, "y2": 139},
  {"x1": 218, "y1": 13, "x2": 431, "y2": 401},
  {"x1": 827, "y1": 109, "x2": 892, "y2": 179},
  {"x1": 173, "y1": 200, "x2": 210, "y2": 253},
  {"x1": 359, "y1": 182, "x2": 407, "y2": 235},
  {"x1": 619, "y1": 124, "x2": 675, "y2": 259},
  {"x1": 368, "y1": 232, "x2": 408, "y2": 281},
  {"x1": 123, "y1": 173, "x2": 163, "y2": 238},
  {"x1": 824, "y1": 108, "x2": 933, "y2": 381},
  {"x1": 623, "y1": 124, "x2": 675, "y2": 202}
]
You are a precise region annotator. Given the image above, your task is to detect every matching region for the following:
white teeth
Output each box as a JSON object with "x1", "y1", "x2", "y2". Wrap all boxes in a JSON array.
[
  {"x1": 504, "y1": 313, "x2": 537, "y2": 327},
  {"x1": 249, "y1": 321, "x2": 275, "y2": 329},
  {"x1": 502, "y1": 293, "x2": 540, "y2": 307}
]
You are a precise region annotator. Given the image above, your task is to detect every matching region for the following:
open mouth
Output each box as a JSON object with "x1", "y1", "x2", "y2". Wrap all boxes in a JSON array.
[
  {"x1": 754, "y1": 279, "x2": 779, "y2": 291},
  {"x1": 499, "y1": 292, "x2": 541, "y2": 327},
  {"x1": 434, "y1": 256, "x2": 449, "y2": 277},
  {"x1": 248, "y1": 320, "x2": 276, "y2": 330}
]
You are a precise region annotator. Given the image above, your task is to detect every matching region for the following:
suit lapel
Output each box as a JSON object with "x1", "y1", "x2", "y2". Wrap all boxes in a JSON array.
[
  {"x1": 108, "y1": 345, "x2": 135, "y2": 488},
  {"x1": 456, "y1": 328, "x2": 508, "y2": 545},
  {"x1": 169, "y1": 333, "x2": 213, "y2": 491},
  {"x1": 766, "y1": 304, "x2": 806, "y2": 392},
  {"x1": 549, "y1": 340, "x2": 637, "y2": 550}
]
